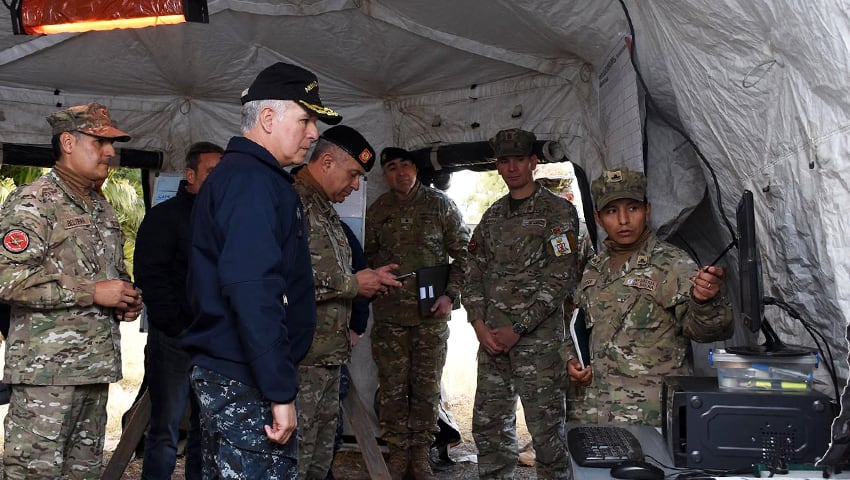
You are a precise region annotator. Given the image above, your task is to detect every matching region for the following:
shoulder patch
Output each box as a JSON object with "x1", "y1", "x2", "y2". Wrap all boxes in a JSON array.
[
  {"x1": 3, "y1": 229, "x2": 29, "y2": 253},
  {"x1": 623, "y1": 277, "x2": 657, "y2": 291},
  {"x1": 550, "y1": 232, "x2": 574, "y2": 257},
  {"x1": 468, "y1": 238, "x2": 478, "y2": 254}
]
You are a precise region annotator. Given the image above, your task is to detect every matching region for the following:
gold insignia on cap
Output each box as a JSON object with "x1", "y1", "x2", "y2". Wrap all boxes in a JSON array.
[
  {"x1": 359, "y1": 149, "x2": 373, "y2": 163},
  {"x1": 605, "y1": 170, "x2": 623, "y2": 183},
  {"x1": 299, "y1": 101, "x2": 340, "y2": 117},
  {"x1": 304, "y1": 80, "x2": 319, "y2": 93}
]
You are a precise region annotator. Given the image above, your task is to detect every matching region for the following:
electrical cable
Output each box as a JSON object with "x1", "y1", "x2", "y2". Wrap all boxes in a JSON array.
[
  {"x1": 772, "y1": 298, "x2": 838, "y2": 397},
  {"x1": 764, "y1": 296, "x2": 840, "y2": 402},
  {"x1": 616, "y1": 0, "x2": 736, "y2": 247}
]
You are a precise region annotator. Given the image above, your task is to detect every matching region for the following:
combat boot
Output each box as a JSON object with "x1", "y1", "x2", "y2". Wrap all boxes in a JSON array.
[
  {"x1": 385, "y1": 448, "x2": 409, "y2": 480},
  {"x1": 408, "y1": 445, "x2": 436, "y2": 480}
]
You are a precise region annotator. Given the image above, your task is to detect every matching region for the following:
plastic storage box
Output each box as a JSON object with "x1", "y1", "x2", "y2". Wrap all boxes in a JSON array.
[{"x1": 709, "y1": 349, "x2": 818, "y2": 392}]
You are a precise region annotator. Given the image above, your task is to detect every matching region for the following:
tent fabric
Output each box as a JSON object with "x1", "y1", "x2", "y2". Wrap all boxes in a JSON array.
[{"x1": 0, "y1": 0, "x2": 847, "y2": 394}]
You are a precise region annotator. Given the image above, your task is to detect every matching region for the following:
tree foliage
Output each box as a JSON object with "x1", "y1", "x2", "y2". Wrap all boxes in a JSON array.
[
  {"x1": 449, "y1": 170, "x2": 507, "y2": 225},
  {"x1": 102, "y1": 169, "x2": 145, "y2": 279}
]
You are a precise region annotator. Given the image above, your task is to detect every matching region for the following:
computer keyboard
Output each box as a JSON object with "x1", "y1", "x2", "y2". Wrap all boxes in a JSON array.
[{"x1": 567, "y1": 425, "x2": 645, "y2": 467}]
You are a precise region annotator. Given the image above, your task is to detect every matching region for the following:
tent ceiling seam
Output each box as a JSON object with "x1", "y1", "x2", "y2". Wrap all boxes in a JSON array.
[
  {"x1": 360, "y1": 0, "x2": 579, "y2": 79},
  {"x1": 208, "y1": 0, "x2": 354, "y2": 17}
]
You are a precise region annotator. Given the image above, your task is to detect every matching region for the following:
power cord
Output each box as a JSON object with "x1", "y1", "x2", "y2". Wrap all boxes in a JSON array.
[
  {"x1": 763, "y1": 296, "x2": 840, "y2": 402},
  {"x1": 616, "y1": 0, "x2": 737, "y2": 253}
]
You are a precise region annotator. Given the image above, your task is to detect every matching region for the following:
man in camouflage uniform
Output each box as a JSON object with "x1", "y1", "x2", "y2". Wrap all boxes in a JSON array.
[
  {"x1": 365, "y1": 146, "x2": 471, "y2": 480},
  {"x1": 293, "y1": 125, "x2": 401, "y2": 479},
  {"x1": 567, "y1": 168, "x2": 734, "y2": 426},
  {"x1": 0, "y1": 103, "x2": 143, "y2": 479},
  {"x1": 466, "y1": 129, "x2": 579, "y2": 480}
]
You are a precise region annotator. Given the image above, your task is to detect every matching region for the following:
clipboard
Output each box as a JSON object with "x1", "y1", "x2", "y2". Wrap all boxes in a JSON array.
[
  {"x1": 416, "y1": 264, "x2": 451, "y2": 317},
  {"x1": 570, "y1": 307, "x2": 591, "y2": 368}
]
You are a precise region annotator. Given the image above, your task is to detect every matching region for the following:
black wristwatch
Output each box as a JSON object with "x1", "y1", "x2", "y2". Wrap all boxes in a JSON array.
[
  {"x1": 512, "y1": 322, "x2": 527, "y2": 335},
  {"x1": 444, "y1": 290, "x2": 458, "y2": 302}
]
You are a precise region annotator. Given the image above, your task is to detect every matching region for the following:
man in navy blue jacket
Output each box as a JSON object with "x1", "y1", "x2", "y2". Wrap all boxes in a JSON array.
[{"x1": 183, "y1": 62, "x2": 342, "y2": 479}]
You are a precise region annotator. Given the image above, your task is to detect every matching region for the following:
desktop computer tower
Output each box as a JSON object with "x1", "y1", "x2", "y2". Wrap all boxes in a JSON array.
[{"x1": 662, "y1": 376, "x2": 833, "y2": 470}]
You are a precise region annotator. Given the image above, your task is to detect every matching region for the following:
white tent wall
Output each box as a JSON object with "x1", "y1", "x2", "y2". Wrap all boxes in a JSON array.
[
  {"x1": 0, "y1": 0, "x2": 847, "y2": 412},
  {"x1": 630, "y1": 0, "x2": 850, "y2": 381}
]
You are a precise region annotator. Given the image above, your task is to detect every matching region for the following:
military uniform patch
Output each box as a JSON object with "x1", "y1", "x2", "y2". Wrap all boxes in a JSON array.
[
  {"x1": 589, "y1": 255, "x2": 602, "y2": 267},
  {"x1": 3, "y1": 229, "x2": 29, "y2": 253},
  {"x1": 468, "y1": 238, "x2": 478, "y2": 254},
  {"x1": 550, "y1": 233, "x2": 573, "y2": 256},
  {"x1": 623, "y1": 277, "x2": 657, "y2": 291},
  {"x1": 522, "y1": 218, "x2": 547, "y2": 228},
  {"x1": 605, "y1": 170, "x2": 624, "y2": 183},
  {"x1": 581, "y1": 278, "x2": 597, "y2": 289},
  {"x1": 63, "y1": 215, "x2": 92, "y2": 229}
]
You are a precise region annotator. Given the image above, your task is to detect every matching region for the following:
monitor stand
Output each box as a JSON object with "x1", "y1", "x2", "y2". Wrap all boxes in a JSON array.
[{"x1": 727, "y1": 319, "x2": 816, "y2": 357}]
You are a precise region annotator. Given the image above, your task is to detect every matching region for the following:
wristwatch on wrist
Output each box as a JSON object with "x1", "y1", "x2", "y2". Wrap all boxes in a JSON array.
[
  {"x1": 512, "y1": 322, "x2": 527, "y2": 335},
  {"x1": 444, "y1": 290, "x2": 458, "y2": 302}
]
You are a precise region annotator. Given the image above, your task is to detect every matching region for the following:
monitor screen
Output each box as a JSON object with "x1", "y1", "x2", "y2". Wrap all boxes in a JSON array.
[
  {"x1": 728, "y1": 190, "x2": 812, "y2": 356},
  {"x1": 736, "y1": 190, "x2": 763, "y2": 333}
]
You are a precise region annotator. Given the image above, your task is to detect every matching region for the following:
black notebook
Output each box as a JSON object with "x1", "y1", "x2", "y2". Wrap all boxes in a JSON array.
[
  {"x1": 570, "y1": 307, "x2": 591, "y2": 368},
  {"x1": 416, "y1": 264, "x2": 451, "y2": 317}
]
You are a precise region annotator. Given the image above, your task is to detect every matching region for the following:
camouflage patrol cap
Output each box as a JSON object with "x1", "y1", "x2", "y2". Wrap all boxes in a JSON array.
[
  {"x1": 489, "y1": 128, "x2": 536, "y2": 158},
  {"x1": 590, "y1": 168, "x2": 647, "y2": 210},
  {"x1": 47, "y1": 102, "x2": 131, "y2": 142}
]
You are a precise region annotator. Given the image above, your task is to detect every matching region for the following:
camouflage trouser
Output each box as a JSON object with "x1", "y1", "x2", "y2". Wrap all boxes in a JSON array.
[
  {"x1": 190, "y1": 366, "x2": 297, "y2": 480},
  {"x1": 296, "y1": 364, "x2": 341, "y2": 480},
  {"x1": 3, "y1": 383, "x2": 108, "y2": 480},
  {"x1": 371, "y1": 320, "x2": 449, "y2": 449},
  {"x1": 472, "y1": 342, "x2": 569, "y2": 480},
  {"x1": 566, "y1": 381, "x2": 597, "y2": 424}
]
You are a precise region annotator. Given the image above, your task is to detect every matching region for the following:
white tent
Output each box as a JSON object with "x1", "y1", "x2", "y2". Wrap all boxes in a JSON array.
[{"x1": 0, "y1": 0, "x2": 848, "y2": 459}]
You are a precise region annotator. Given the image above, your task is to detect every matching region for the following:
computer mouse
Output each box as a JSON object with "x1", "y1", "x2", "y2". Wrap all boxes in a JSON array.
[{"x1": 609, "y1": 459, "x2": 665, "y2": 480}]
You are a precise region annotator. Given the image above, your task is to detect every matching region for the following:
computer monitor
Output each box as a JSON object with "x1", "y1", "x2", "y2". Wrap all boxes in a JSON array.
[{"x1": 727, "y1": 190, "x2": 812, "y2": 356}]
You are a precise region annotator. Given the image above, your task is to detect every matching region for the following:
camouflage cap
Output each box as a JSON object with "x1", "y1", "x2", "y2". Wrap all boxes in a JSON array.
[
  {"x1": 489, "y1": 128, "x2": 536, "y2": 158},
  {"x1": 47, "y1": 102, "x2": 131, "y2": 142},
  {"x1": 590, "y1": 168, "x2": 647, "y2": 210}
]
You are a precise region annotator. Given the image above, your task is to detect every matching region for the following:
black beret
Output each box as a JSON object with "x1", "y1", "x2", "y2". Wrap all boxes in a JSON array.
[
  {"x1": 241, "y1": 62, "x2": 342, "y2": 125},
  {"x1": 320, "y1": 125, "x2": 376, "y2": 172},
  {"x1": 380, "y1": 147, "x2": 414, "y2": 167}
]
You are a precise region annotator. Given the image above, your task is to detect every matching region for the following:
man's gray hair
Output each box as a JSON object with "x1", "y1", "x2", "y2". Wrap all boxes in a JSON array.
[
  {"x1": 240, "y1": 99, "x2": 292, "y2": 134},
  {"x1": 307, "y1": 137, "x2": 344, "y2": 163}
]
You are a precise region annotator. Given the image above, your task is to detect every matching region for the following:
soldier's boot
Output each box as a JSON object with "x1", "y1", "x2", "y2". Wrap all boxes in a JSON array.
[
  {"x1": 385, "y1": 448, "x2": 409, "y2": 480},
  {"x1": 408, "y1": 446, "x2": 436, "y2": 480}
]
